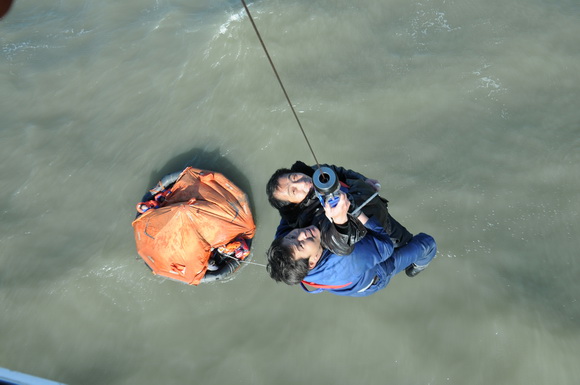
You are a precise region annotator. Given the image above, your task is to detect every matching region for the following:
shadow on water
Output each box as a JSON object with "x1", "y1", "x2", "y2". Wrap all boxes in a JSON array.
[{"x1": 140, "y1": 147, "x2": 257, "y2": 220}]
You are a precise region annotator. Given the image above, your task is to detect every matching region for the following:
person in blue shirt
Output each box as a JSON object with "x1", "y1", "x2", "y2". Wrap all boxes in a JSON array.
[{"x1": 266, "y1": 192, "x2": 437, "y2": 297}]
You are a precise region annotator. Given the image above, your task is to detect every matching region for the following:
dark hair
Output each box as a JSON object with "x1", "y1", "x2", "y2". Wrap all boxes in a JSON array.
[
  {"x1": 266, "y1": 167, "x2": 293, "y2": 209},
  {"x1": 266, "y1": 237, "x2": 310, "y2": 285}
]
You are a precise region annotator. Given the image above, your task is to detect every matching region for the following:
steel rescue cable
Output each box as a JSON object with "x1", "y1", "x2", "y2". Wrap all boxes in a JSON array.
[
  {"x1": 240, "y1": 0, "x2": 322, "y2": 171},
  {"x1": 226, "y1": 255, "x2": 268, "y2": 268},
  {"x1": 239, "y1": 1, "x2": 379, "y2": 261}
]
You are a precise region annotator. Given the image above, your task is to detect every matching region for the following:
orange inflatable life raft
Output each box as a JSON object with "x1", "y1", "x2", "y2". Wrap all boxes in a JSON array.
[{"x1": 132, "y1": 167, "x2": 256, "y2": 285}]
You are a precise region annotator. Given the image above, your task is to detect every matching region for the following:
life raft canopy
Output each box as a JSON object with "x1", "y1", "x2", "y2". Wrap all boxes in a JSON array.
[{"x1": 132, "y1": 167, "x2": 256, "y2": 285}]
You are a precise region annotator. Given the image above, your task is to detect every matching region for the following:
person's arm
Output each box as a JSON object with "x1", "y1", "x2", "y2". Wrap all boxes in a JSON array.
[
  {"x1": 318, "y1": 217, "x2": 367, "y2": 256},
  {"x1": 353, "y1": 218, "x2": 395, "y2": 270},
  {"x1": 316, "y1": 192, "x2": 367, "y2": 255}
]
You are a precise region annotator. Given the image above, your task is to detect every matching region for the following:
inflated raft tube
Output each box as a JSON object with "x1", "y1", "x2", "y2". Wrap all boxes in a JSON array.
[{"x1": 201, "y1": 254, "x2": 242, "y2": 283}]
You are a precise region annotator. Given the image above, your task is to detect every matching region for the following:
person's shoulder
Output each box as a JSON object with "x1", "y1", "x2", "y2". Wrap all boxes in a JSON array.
[{"x1": 290, "y1": 160, "x2": 314, "y2": 175}]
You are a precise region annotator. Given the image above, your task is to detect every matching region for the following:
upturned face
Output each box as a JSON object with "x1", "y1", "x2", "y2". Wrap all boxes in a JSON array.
[
  {"x1": 273, "y1": 173, "x2": 313, "y2": 204},
  {"x1": 283, "y1": 225, "x2": 323, "y2": 269}
]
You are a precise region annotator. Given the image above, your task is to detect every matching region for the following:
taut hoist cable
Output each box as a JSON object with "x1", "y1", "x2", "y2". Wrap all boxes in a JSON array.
[{"x1": 240, "y1": 0, "x2": 322, "y2": 171}]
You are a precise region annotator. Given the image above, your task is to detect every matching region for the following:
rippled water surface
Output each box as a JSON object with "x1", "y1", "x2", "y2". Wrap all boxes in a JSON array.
[{"x1": 1, "y1": 1, "x2": 579, "y2": 384}]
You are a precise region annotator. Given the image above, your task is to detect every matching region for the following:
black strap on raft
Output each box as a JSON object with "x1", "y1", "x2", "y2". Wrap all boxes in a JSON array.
[{"x1": 240, "y1": 0, "x2": 322, "y2": 172}]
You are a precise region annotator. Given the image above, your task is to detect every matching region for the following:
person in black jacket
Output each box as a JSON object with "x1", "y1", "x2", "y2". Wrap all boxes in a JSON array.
[{"x1": 266, "y1": 161, "x2": 413, "y2": 255}]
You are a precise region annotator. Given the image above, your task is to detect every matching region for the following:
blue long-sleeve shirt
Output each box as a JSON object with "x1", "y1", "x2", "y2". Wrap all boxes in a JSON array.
[{"x1": 302, "y1": 218, "x2": 395, "y2": 297}]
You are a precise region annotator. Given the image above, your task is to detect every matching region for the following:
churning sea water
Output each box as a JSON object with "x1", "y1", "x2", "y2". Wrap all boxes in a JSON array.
[{"x1": 1, "y1": 0, "x2": 579, "y2": 384}]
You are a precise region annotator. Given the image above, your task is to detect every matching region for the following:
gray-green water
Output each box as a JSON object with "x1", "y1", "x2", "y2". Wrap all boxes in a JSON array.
[{"x1": 1, "y1": 0, "x2": 579, "y2": 384}]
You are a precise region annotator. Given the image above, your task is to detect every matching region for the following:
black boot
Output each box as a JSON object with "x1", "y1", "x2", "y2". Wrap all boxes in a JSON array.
[{"x1": 405, "y1": 263, "x2": 428, "y2": 278}]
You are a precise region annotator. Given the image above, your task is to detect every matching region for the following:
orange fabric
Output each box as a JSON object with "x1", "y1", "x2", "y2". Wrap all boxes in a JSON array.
[{"x1": 132, "y1": 167, "x2": 255, "y2": 285}]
